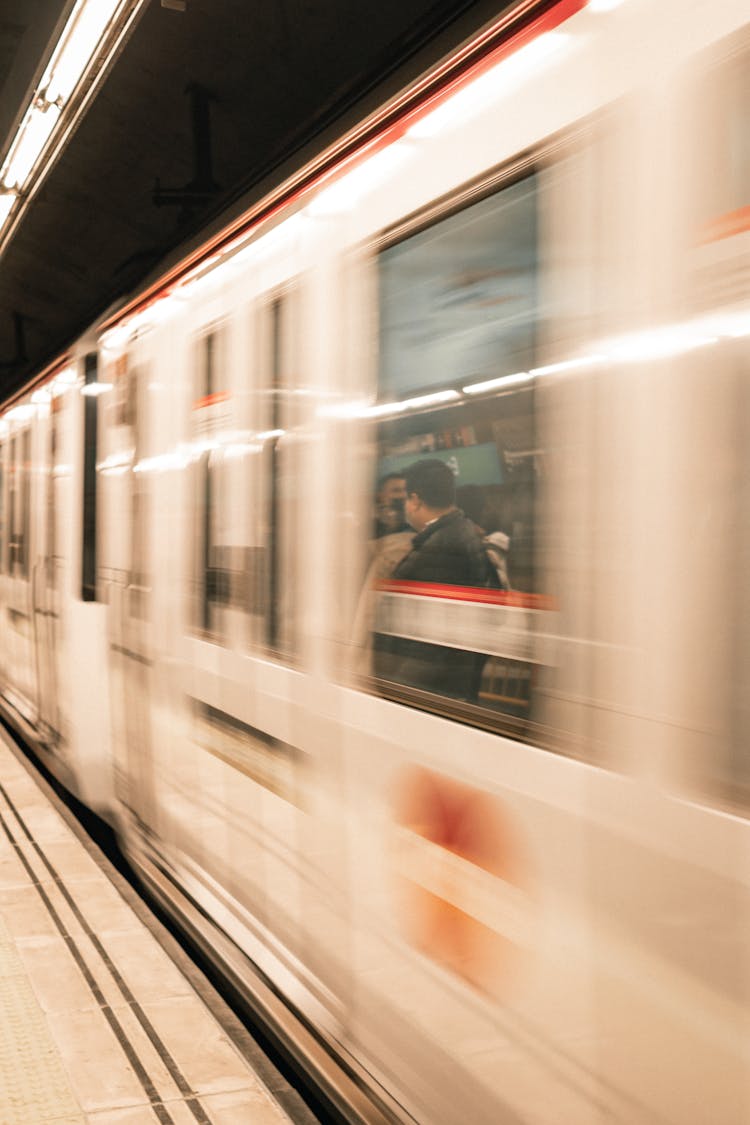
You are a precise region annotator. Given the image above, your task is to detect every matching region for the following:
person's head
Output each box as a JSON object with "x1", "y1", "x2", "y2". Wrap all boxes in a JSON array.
[
  {"x1": 377, "y1": 472, "x2": 407, "y2": 508},
  {"x1": 403, "y1": 458, "x2": 456, "y2": 532},
  {"x1": 375, "y1": 472, "x2": 407, "y2": 533}
]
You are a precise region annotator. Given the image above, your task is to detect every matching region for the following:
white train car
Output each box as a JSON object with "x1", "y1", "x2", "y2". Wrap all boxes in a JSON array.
[{"x1": 2, "y1": 0, "x2": 750, "y2": 1120}]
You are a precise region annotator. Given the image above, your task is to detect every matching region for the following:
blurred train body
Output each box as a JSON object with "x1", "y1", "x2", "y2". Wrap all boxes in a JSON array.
[{"x1": 1, "y1": 0, "x2": 750, "y2": 1121}]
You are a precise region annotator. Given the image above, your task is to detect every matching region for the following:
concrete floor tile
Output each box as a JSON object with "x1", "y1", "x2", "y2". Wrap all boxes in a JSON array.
[
  {"x1": 202, "y1": 1087, "x2": 293, "y2": 1124},
  {"x1": 15, "y1": 805, "x2": 75, "y2": 844},
  {"x1": 0, "y1": 883, "x2": 60, "y2": 941},
  {"x1": 0, "y1": 852, "x2": 36, "y2": 891},
  {"x1": 101, "y1": 929, "x2": 194, "y2": 1004},
  {"x1": 86, "y1": 1101, "x2": 195, "y2": 1124},
  {"x1": 17, "y1": 934, "x2": 97, "y2": 1014},
  {"x1": 140, "y1": 995, "x2": 264, "y2": 1098},
  {"x1": 46, "y1": 1006, "x2": 153, "y2": 1114},
  {"x1": 59, "y1": 877, "x2": 142, "y2": 938},
  {"x1": 45, "y1": 840, "x2": 107, "y2": 883}
]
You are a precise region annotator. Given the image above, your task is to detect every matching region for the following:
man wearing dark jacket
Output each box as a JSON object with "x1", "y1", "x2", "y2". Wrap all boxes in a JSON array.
[{"x1": 375, "y1": 459, "x2": 494, "y2": 698}]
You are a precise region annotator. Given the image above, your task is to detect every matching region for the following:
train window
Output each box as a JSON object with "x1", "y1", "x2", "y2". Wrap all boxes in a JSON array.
[
  {"x1": 46, "y1": 405, "x2": 57, "y2": 589},
  {"x1": 192, "y1": 327, "x2": 230, "y2": 637},
  {"x1": 7, "y1": 429, "x2": 31, "y2": 579},
  {"x1": 363, "y1": 172, "x2": 547, "y2": 738},
  {"x1": 7, "y1": 435, "x2": 16, "y2": 573},
  {"x1": 81, "y1": 352, "x2": 99, "y2": 601},
  {"x1": 129, "y1": 361, "x2": 150, "y2": 619},
  {"x1": 249, "y1": 291, "x2": 301, "y2": 661}
]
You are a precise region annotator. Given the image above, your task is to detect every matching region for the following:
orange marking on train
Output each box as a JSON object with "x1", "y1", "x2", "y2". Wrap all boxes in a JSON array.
[
  {"x1": 192, "y1": 390, "x2": 230, "y2": 410},
  {"x1": 698, "y1": 206, "x2": 750, "y2": 244},
  {"x1": 393, "y1": 767, "x2": 530, "y2": 995}
]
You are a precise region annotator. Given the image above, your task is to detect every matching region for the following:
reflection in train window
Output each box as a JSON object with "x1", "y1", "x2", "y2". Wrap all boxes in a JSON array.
[{"x1": 365, "y1": 172, "x2": 547, "y2": 738}]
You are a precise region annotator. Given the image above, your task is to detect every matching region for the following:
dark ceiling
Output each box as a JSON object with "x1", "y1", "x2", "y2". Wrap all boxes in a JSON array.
[{"x1": 0, "y1": 0, "x2": 506, "y2": 398}]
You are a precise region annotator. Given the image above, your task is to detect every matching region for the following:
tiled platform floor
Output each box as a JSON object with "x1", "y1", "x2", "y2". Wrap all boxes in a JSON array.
[{"x1": 0, "y1": 727, "x2": 316, "y2": 1125}]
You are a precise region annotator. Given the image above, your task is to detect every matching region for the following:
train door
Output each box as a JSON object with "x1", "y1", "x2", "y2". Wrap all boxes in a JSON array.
[
  {"x1": 103, "y1": 352, "x2": 157, "y2": 835},
  {"x1": 31, "y1": 394, "x2": 64, "y2": 749},
  {"x1": 4, "y1": 420, "x2": 36, "y2": 721},
  {"x1": 169, "y1": 288, "x2": 347, "y2": 1014}
]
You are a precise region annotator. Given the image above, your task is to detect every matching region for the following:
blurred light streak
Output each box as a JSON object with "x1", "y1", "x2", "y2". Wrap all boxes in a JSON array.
[
  {"x1": 81, "y1": 381, "x2": 113, "y2": 396},
  {"x1": 587, "y1": 0, "x2": 627, "y2": 11},
  {"x1": 407, "y1": 33, "x2": 569, "y2": 141},
  {"x1": 307, "y1": 142, "x2": 413, "y2": 216},
  {"x1": 463, "y1": 372, "x2": 532, "y2": 395}
]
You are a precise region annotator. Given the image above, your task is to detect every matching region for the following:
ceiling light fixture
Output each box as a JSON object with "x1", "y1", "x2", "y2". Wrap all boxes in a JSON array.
[
  {"x1": 0, "y1": 0, "x2": 144, "y2": 240},
  {"x1": 41, "y1": 0, "x2": 123, "y2": 107}
]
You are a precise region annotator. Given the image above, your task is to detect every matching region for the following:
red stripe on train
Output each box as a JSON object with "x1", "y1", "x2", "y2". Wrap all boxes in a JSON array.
[{"x1": 376, "y1": 579, "x2": 556, "y2": 610}]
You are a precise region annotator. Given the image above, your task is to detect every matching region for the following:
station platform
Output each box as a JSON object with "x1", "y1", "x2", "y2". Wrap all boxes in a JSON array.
[{"x1": 0, "y1": 728, "x2": 315, "y2": 1125}]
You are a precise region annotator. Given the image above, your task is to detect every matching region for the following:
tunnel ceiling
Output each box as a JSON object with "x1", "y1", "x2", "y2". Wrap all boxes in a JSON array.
[{"x1": 0, "y1": 0, "x2": 507, "y2": 399}]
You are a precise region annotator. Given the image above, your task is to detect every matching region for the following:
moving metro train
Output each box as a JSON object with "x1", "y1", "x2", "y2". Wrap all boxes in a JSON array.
[{"x1": 2, "y1": 0, "x2": 750, "y2": 1120}]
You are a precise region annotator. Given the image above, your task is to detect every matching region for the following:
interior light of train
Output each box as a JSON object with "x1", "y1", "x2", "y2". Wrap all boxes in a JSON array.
[
  {"x1": 52, "y1": 366, "x2": 78, "y2": 394},
  {"x1": 696, "y1": 311, "x2": 750, "y2": 339},
  {"x1": 307, "y1": 142, "x2": 413, "y2": 216},
  {"x1": 1, "y1": 103, "x2": 61, "y2": 191},
  {"x1": 256, "y1": 429, "x2": 286, "y2": 441},
  {"x1": 316, "y1": 399, "x2": 372, "y2": 419},
  {"x1": 133, "y1": 452, "x2": 187, "y2": 474},
  {"x1": 530, "y1": 354, "x2": 606, "y2": 377},
  {"x1": 463, "y1": 372, "x2": 532, "y2": 396},
  {"x1": 602, "y1": 326, "x2": 717, "y2": 363},
  {"x1": 41, "y1": 0, "x2": 123, "y2": 106},
  {"x1": 80, "y1": 381, "x2": 113, "y2": 396},
  {"x1": 97, "y1": 449, "x2": 134, "y2": 474},
  {"x1": 229, "y1": 213, "x2": 307, "y2": 266},
  {"x1": 100, "y1": 324, "x2": 132, "y2": 352},
  {"x1": 30, "y1": 387, "x2": 52, "y2": 405},
  {"x1": 5, "y1": 404, "x2": 36, "y2": 422},
  {"x1": 365, "y1": 390, "x2": 462, "y2": 418},
  {"x1": 587, "y1": 0, "x2": 626, "y2": 11},
  {"x1": 221, "y1": 443, "x2": 261, "y2": 461},
  {"x1": 407, "y1": 33, "x2": 569, "y2": 141}
]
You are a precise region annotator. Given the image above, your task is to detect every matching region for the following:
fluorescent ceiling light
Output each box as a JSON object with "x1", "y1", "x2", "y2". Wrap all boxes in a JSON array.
[
  {"x1": 42, "y1": 0, "x2": 122, "y2": 105},
  {"x1": 463, "y1": 371, "x2": 531, "y2": 396},
  {"x1": 1, "y1": 103, "x2": 61, "y2": 190},
  {"x1": 0, "y1": 192, "x2": 16, "y2": 227}
]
